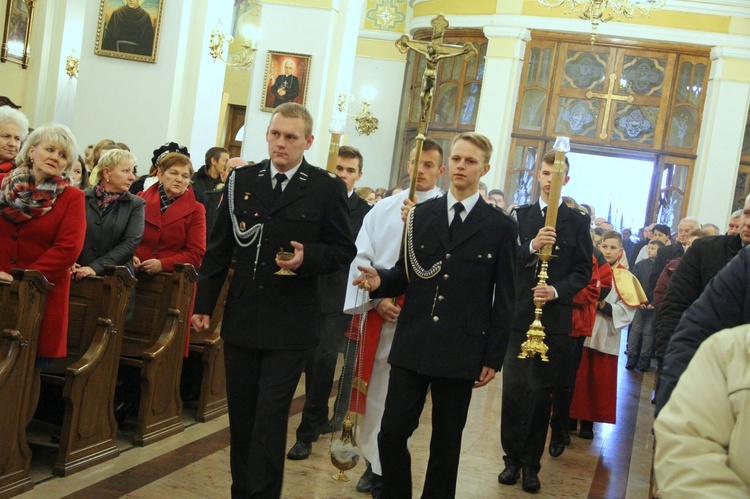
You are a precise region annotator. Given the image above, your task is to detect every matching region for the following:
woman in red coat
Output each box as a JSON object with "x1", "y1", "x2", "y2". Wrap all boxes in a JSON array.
[
  {"x1": 0, "y1": 106, "x2": 29, "y2": 174},
  {"x1": 134, "y1": 152, "x2": 206, "y2": 273},
  {"x1": 0, "y1": 124, "x2": 86, "y2": 360}
]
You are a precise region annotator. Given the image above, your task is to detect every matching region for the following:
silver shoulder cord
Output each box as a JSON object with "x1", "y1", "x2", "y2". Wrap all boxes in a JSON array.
[
  {"x1": 404, "y1": 206, "x2": 441, "y2": 281},
  {"x1": 227, "y1": 173, "x2": 264, "y2": 278}
]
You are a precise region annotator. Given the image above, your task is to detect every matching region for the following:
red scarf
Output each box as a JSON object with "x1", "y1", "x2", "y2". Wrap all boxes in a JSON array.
[{"x1": 0, "y1": 165, "x2": 70, "y2": 223}]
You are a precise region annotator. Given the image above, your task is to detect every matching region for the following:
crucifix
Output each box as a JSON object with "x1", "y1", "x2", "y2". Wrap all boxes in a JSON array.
[
  {"x1": 395, "y1": 14, "x2": 477, "y2": 202},
  {"x1": 586, "y1": 72, "x2": 634, "y2": 139}
]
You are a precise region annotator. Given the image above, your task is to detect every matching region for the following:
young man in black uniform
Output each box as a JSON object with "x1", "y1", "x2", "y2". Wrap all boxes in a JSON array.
[
  {"x1": 354, "y1": 132, "x2": 518, "y2": 498},
  {"x1": 191, "y1": 103, "x2": 356, "y2": 498},
  {"x1": 499, "y1": 150, "x2": 592, "y2": 493}
]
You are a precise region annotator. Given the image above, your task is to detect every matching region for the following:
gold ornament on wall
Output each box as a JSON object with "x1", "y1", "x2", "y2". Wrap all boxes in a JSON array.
[
  {"x1": 208, "y1": 20, "x2": 257, "y2": 71},
  {"x1": 65, "y1": 49, "x2": 79, "y2": 79}
]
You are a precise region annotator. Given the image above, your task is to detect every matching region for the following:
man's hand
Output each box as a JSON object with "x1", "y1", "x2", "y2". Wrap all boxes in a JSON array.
[
  {"x1": 276, "y1": 241, "x2": 304, "y2": 271},
  {"x1": 533, "y1": 284, "x2": 556, "y2": 303},
  {"x1": 135, "y1": 258, "x2": 163, "y2": 274},
  {"x1": 72, "y1": 264, "x2": 96, "y2": 280},
  {"x1": 278, "y1": 88, "x2": 286, "y2": 96},
  {"x1": 376, "y1": 299, "x2": 401, "y2": 322},
  {"x1": 474, "y1": 367, "x2": 496, "y2": 388},
  {"x1": 191, "y1": 314, "x2": 211, "y2": 332},
  {"x1": 531, "y1": 226, "x2": 556, "y2": 251},
  {"x1": 401, "y1": 196, "x2": 416, "y2": 223},
  {"x1": 352, "y1": 265, "x2": 381, "y2": 292},
  {"x1": 0, "y1": 271, "x2": 12, "y2": 282}
]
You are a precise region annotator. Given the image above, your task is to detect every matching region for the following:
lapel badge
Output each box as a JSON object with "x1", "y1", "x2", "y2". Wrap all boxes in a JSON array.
[
  {"x1": 244, "y1": 192, "x2": 250, "y2": 200},
  {"x1": 254, "y1": 212, "x2": 259, "y2": 217},
  {"x1": 240, "y1": 221, "x2": 246, "y2": 231}
]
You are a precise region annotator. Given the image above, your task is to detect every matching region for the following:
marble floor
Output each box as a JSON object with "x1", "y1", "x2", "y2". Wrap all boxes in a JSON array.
[{"x1": 19, "y1": 343, "x2": 657, "y2": 499}]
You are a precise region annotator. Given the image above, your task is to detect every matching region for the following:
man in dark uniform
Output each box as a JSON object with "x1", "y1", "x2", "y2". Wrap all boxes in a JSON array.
[
  {"x1": 287, "y1": 145, "x2": 372, "y2": 459},
  {"x1": 499, "y1": 150, "x2": 592, "y2": 493},
  {"x1": 354, "y1": 132, "x2": 518, "y2": 498},
  {"x1": 191, "y1": 103, "x2": 356, "y2": 498}
]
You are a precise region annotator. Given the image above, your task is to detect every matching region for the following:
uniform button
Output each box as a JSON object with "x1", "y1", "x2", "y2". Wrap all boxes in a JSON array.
[
  {"x1": 445, "y1": 253, "x2": 451, "y2": 259},
  {"x1": 420, "y1": 244, "x2": 425, "y2": 249},
  {"x1": 95, "y1": 220, "x2": 101, "y2": 225},
  {"x1": 10, "y1": 257, "x2": 16, "y2": 264},
  {"x1": 487, "y1": 253, "x2": 492, "y2": 258},
  {"x1": 443, "y1": 274, "x2": 449, "y2": 280},
  {"x1": 267, "y1": 216, "x2": 272, "y2": 220},
  {"x1": 261, "y1": 262, "x2": 267, "y2": 266},
  {"x1": 264, "y1": 238, "x2": 269, "y2": 243},
  {"x1": 438, "y1": 295, "x2": 444, "y2": 301},
  {"x1": 259, "y1": 285, "x2": 264, "y2": 290},
  {"x1": 301, "y1": 214, "x2": 306, "y2": 219},
  {"x1": 432, "y1": 316, "x2": 439, "y2": 322},
  {"x1": 478, "y1": 254, "x2": 483, "y2": 259}
]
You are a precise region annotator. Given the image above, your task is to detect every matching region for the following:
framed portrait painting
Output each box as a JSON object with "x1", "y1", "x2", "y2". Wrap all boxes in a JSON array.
[
  {"x1": 1, "y1": 0, "x2": 38, "y2": 68},
  {"x1": 261, "y1": 51, "x2": 311, "y2": 112},
  {"x1": 94, "y1": 0, "x2": 164, "y2": 63}
]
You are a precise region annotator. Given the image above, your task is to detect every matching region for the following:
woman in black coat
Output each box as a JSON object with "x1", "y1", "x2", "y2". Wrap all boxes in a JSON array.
[{"x1": 72, "y1": 148, "x2": 145, "y2": 279}]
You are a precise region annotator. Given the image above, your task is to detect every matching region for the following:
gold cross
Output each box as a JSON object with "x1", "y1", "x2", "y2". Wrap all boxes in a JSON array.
[{"x1": 586, "y1": 73, "x2": 634, "y2": 139}]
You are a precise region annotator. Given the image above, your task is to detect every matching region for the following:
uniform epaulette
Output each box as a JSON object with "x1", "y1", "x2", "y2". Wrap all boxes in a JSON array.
[{"x1": 308, "y1": 165, "x2": 339, "y2": 180}]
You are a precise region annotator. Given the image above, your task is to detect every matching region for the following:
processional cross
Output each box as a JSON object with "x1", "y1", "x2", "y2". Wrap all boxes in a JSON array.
[
  {"x1": 396, "y1": 14, "x2": 477, "y2": 200},
  {"x1": 586, "y1": 72, "x2": 634, "y2": 139}
]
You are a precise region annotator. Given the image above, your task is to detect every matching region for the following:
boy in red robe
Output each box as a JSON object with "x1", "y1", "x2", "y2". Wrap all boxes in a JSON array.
[{"x1": 570, "y1": 230, "x2": 647, "y2": 438}]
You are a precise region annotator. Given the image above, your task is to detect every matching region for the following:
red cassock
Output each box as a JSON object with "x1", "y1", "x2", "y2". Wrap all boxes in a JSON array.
[
  {"x1": 136, "y1": 184, "x2": 206, "y2": 355},
  {"x1": 0, "y1": 178, "x2": 86, "y2": 358}
]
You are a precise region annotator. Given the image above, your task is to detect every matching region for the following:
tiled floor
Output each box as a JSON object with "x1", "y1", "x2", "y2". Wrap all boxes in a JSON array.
[{"x1": 19, "y1": 343, "x2": 657, "y2": 498}]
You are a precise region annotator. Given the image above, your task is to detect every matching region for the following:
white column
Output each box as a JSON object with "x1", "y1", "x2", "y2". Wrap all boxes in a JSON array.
[
  {"x1": 689, "y1": 46, "x2": 750, "y2": 226},
  {"x1": 474, "y1": 26, "x2": 530, "y2": 190},
  {"x1": 71, "y1": 0, "x2": 230, "y2": 169},
  {"x1": 241, "y1": 0, "x2": 365, "y2": 167}
]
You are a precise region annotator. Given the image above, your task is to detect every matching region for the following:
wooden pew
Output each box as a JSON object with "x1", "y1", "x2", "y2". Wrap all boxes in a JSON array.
[
  {"x1": 40, "y1": 266, "x2": 137, "y2": 476},
  {"x1": 121, "y1": 264, "x2": 198, "y2": 446},
  {"x1": 0, "y1": 269, "x2": 53, "y2": 499},
  {"x1": 189, "y1": 266, "x2": 233, "y2": 422}
]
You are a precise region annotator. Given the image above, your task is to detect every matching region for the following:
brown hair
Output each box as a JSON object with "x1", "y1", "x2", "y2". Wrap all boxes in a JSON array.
[
  {"x1": 270, "y1": 103, "x2": 313, "y2": 138},
  {"x1": 409, "y1": 137, "x2": 444, "y2": 165},
  {"x1": 338, "y1": 145, "x2": 364, "y2": 172},
  {"x1": 601, "y1": 230, "x2": 622, "y2": 244},
  {"x1": 157, "y1": 152, "x2": 194, "y2": 176},
  {"x1": 451, "y1": 132, "x2": 493, "y2": 164},
  {"x1": 542, "y1": 150, "x2": 570, "y2": 175}
]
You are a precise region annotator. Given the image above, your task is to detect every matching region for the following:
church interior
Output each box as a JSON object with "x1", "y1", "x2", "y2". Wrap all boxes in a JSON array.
[{"x1": 2, "y1": 0, "x2": 750, "y2": 497}]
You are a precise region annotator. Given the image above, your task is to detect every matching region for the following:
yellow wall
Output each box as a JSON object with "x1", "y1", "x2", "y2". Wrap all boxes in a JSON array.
[{"x1": 0, "y1": 4, "x2": 32, "y2": 108}]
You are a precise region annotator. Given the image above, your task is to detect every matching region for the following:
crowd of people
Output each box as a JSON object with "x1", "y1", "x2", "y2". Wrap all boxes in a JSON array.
[{"x1": 1, "y1": 99, "x2": 748, "y2": 497}]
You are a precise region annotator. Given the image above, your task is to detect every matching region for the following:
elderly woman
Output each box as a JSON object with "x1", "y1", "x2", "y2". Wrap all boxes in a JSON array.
[
  {"x1": 73, "y1": 148, "x2": 145, "y2": 280},
  {"x1": 0, "y1": 124, "x2": 85, "y2": 360},
  {"x1": 134, "y1": 151, "x2": 206, "y2": 274},
  {"x1": 0, "y1": 106, "x2": 29, "y2": 174}
]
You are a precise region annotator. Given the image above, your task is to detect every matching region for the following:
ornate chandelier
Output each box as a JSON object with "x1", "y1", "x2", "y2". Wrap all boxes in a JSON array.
[{"x1": 538, "y1": 0, "x2": 667, "y2": 44}]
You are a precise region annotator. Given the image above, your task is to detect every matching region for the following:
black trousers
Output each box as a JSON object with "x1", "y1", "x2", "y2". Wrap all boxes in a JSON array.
[
  {"x1": 296, "y1": 311, "x2": 352, "y2": 442},
  {"x1": 224, "y1": 342, "x2": 306, "y2": 499},
  {"x1": 378, "y1": 365, "x2": 474, "y2": 499},
  {"x1": 501, "y1": 331, "x2": 575, "y2": 471},
  {"x1": 550, "y1": 335, "x2": 584, "y2": 436}
]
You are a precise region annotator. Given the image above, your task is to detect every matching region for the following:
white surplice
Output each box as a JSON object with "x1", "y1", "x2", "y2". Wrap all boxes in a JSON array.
[{"x1": 343, "y1": 187, "x2": 442, "y2": 475}]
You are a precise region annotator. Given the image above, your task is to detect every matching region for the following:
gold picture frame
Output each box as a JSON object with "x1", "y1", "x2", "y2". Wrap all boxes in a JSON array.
[
  {"x1": 0, "y1": 0, "x2": 37, "y2": 68},
  {"x1": 94, "y1": 0, "x2": 165, "y2": 63},
  {"x1": 261, "y1": 51, "x2": 311, "y2": 112}
]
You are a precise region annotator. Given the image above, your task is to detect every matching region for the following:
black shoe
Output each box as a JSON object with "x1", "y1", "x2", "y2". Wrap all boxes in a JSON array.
[
  {"x1": 625, "y1": 358, "x2": 636, "y2": 370},
  {"x1": 522, "y1": 467, "x2": 541, "y2": 493},
  {"x1": 637, "y1": 364, "x2": 650, "y2": 373},
  {"x1": 563, "y1": 431, "x2": 571, "y2": 446},
  {"x1": 548, "y1": 434, "x2": 566, "y2": 457},
  {"x1": 579, "y1": 421, "x2": 594, "y2": 440},
  {"x1": 369, "y1": 472, "x2": 383, "y2": 498},
  {"x1": 357, "y1": 463, "x2": 374, "y2": 493},
  {"x1": 286, "y1": 441, "x2": 312, "y2": 460},
  {"x1": 498, "y1": 464, "x2": 520, "y2": 485}
]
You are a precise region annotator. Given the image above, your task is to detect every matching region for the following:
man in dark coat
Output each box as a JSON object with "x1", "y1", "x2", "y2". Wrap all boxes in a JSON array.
[
  {"x1": 655, "y1": 205, "x2": 747, "y2": 361},
  {"x1": 101, "y1": 0, "x2": 155, "y2": 56},
  {"x1": 192, "y1": 147, "x2": 229, "y2": 204},
  {"x1": 287, "y1": 145, "x2": 372, "y2": 459},
  {"x1": 354, "y1": 132, "x2": 517, "y2": 498},
  {"x1": 499, "y1": 150, "x2": 592, "y2": 493},
  {"x1": 655, "y1": 244, "x2": 750, "y2": 414},
  {"x1": 647, "y1": 217, "x2": 701, "y2": 293},
  {"x1": 191, "y1": 103, "x2": 356, "y2": 498}
]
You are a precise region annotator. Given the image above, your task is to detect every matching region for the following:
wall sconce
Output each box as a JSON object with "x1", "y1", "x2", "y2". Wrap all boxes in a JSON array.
[
  {"x1": 65, "y1": 49, "x2": 79, "y2": 79},
  {"x1": 337, "y1": 92, "x2": 379, "y2": 136},
  {"x1": 208, "y1": 22, "x2": 257, "y2": 71}
]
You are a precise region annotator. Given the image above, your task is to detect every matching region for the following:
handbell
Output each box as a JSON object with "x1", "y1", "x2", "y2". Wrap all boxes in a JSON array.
[{"x1": 330, "y1": 417, "x2": 360, "y2": 482}]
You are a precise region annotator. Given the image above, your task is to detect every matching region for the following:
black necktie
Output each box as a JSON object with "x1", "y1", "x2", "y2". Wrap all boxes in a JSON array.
[
  {"x1": 273, "y1": 173, "x2": 287, "y2": 200},
  {"x1": 450, "y1": 202, "x2": 464, "y2": 241},
  {"x1": 541, "y1": 206, "x2": 547, "y2": 219}
]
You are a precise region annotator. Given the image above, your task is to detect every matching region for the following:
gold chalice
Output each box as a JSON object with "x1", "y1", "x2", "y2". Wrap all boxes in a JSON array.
[{"x1": 275, "y1": 248, "x2": 296, "y2": 276}]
